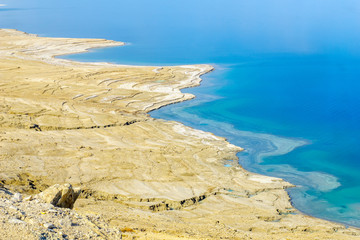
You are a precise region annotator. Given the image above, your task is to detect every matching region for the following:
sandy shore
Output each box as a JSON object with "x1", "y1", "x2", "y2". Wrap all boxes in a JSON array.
[{"x1": 0, "y1": 29, "x2": 359, "y2": 239}]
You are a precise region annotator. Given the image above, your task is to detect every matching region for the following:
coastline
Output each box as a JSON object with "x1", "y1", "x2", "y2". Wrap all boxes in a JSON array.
[{"x1": 0, "y1": 29, "x2": 359, "y2": 239}]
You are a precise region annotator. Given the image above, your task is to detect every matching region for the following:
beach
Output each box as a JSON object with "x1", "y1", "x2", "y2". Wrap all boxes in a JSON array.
[{"x1": 0, "y1": 29, "x2": 359, "y2": 239}]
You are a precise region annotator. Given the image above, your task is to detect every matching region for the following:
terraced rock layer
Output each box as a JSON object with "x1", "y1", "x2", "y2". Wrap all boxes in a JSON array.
[{"x1": 0, "y1": 29, "x2": 359, "y2": 239}]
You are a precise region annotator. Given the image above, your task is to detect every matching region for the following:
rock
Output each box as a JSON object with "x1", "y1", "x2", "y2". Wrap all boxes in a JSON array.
[
  {"x1": 36, "y1": 184, "x2": 81, "y2": 209},
  {"x1": 43, "y1": 223, "x2": 55, "y2": 229},
  {"x1": 9, "y1": 218, "x2": 26, "y2": 224},
  {"x1": 59, "y1": 218, "x2": 72, "y2": 227},
  {"x1": 12, "y1": 193, "x2": 22, "y2": 202},
  {"x1": 24, "y1": 195, "x2": 33, "y2": 201}
]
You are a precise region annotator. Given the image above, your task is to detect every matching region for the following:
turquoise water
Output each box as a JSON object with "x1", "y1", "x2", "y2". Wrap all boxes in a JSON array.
[{"x1": 2, "y1": 0, "x2": 360, "y2": 227}]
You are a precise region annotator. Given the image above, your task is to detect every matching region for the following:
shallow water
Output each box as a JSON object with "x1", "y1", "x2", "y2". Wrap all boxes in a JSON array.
[{"x1": 1, "y1": 0, "x2": 360, "y2": 227}]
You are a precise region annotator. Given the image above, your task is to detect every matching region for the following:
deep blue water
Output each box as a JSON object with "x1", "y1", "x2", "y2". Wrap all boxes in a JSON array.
[{"x1": 1, "y1": 0, "x2": 360, "y2": 227}]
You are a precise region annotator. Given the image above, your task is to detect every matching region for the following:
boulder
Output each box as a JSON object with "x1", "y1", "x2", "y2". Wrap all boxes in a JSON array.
[
  {"x1": 9, "y1": 218, "x2": 26, "y2": 224},
  {"x1": 36, "y1": 183, "x2": 81, "y2": 209},
  {"x1": 43, "y1": 223, "x2": 56, "y2": 229},
  {"x1": 12, "y1": 193, "x2": 22, "y2": 202}
]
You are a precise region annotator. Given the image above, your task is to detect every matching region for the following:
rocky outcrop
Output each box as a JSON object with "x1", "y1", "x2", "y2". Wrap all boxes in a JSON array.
[
  {"x1": 0, "y1": 187, "x2": 121, "y2": 239},
  {"x1": 36, "y1": 184, "x2": 81, "y2": 209}
]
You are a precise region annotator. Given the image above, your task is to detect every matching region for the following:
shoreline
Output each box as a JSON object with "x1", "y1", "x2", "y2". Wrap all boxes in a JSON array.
[
  {"x1": 61, "y1": 39, "x2": 360, "y2": 230},
  {"x1": 0, "y1": 28, "x2": 359, "y2": 239},
  {"x1": 150, "y1": 64, "x2": 353, "y2": 227},
  {"x1": 44, "y1": 30, "x2": 360, "y2": 230}
]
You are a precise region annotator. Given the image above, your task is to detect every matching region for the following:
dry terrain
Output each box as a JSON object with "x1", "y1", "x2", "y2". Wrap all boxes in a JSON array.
[{"x1": 0, "y1": 29, "x2": 359, "y2": 239}]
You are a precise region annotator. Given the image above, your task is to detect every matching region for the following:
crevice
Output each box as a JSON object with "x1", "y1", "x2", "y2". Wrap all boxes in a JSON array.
[
  {"x1": 80, "y1": 188, "x2": 223, "y2": 212},
  {"x1": 28, "y1": 119, "x2": 144, "y2": 131}
]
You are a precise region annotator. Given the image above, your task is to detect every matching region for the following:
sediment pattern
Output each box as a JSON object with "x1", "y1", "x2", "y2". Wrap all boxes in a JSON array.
[{"x1": 0, "y1": 29, "x2": 359, "y2": 239}]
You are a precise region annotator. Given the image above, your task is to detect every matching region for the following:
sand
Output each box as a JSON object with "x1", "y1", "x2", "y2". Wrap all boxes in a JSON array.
[{"x1": 0, "y1": 28, "x2": 359, "y2": 239}]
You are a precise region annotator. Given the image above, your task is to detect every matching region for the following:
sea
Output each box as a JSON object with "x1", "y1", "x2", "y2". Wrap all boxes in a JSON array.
[{"x1": 1, "y1": 0, "x2": 360, "y2": 227}]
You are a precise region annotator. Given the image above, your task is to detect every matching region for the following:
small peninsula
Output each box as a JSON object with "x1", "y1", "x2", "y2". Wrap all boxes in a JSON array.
[{"x1": 0, "y1": 29, "x2": 359, "y2": 239}]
